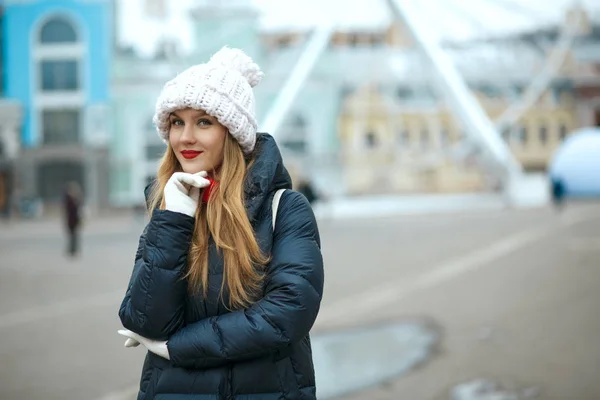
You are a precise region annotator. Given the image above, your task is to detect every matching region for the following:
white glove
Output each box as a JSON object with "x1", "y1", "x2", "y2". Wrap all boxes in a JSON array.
[
  {"x1": 118, "y1": 329, "x2": 170, "y2": 360},
  {"x1": 164, "y1": 171, "x2": 210, "y2": 217}
]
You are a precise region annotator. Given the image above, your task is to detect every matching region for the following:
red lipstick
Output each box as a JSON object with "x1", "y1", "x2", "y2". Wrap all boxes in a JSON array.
[{"x1": 181, "y1": 150, "x2": 202, "y2": 159}]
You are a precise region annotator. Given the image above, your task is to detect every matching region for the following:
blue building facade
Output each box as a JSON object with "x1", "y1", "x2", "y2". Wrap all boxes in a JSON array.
[{"x1": 3, "y1": 0, "x2": 113, "y2": 207}]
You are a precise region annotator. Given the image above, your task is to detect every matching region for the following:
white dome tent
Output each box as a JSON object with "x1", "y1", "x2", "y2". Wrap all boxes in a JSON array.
[{"x1": 549, "y1": 127, "x2": 600, "y2": 197}]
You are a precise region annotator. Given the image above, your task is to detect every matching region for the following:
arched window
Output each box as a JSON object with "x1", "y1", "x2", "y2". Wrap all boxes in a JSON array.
[{"x1": 39, "y1": 17, "x2": 77, "y2": 43}]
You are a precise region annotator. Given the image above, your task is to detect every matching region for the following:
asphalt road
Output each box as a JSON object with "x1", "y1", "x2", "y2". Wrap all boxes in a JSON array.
[{"x1": 0, "y1": 202, "x2": 598, "y2": 400}]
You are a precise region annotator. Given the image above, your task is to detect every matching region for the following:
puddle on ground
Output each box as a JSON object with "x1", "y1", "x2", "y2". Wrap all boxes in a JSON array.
[
  {"x1": 451, "y1": 379, "x2": 540, "y2": 400},
  {"x1": 311, "y1": 320, "x2": 439, "y2": 399}
]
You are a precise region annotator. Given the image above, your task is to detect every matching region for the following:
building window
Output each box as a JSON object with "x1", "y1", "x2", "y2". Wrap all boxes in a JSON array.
[
  {"x1": 518, "y1": 126, "x2": 528, "y2": 144},
  {"x1": 144, "y1": 117, "x2": 165, "y2": 159},
  {"x1": 479, "y1": 84, "x2": 499, "y2": 98},
  {"x1": 144, "y1": 0, "x2": 166, "y2": 18},
  {"x1": 514, "y1": 85, "x2": 524, "y2": 97},
  {"x1": 340, "y1": 85, "x2": 355, "y2": 100},
  {"x1": 539, "y1": 125, "x2": 548, "y2": 145},
  {"x1": 276, "y1": 35, "x2": 293, "y2": 49},
  {"x1": 440, "y1": 129, "x2": 450, "y2": 147},
  {"x1": 396, "y1": 87, "x2": 413, "y2": 100},
  {"x1": 37, "y1": 161, "x2": 84, "y2": 201},
  {"x1": 370, "y1": 34, "x2": 385, "y2": 46},
  {"x1": 42, "y1": 109, "x2": 80, "y2": 145},
  {"x1": 39, "y1": 17, "x2": 77, "y2": 43},
  {"x1": 365, "y1": 131, "x2": 377, "y2": 147},
  {"x1": 40, "y1": 60, "x2": 79, "y2": 91},
  {"x1": 145, "y1": 143, "x2": 166, "y2": 159},
  {"x1": 348, "y1": 34, "x2": 359, "y2": 47},
  {"x1": 291, "y1": 115, "x2": 306, "y2": 130},
  {"x1": 420, "y1": 129, "x2": 429, "y2": 148},
  {"x1": 281, "y1": 114, "x2": 307, "y2": 153},
  {"x1": 396, "y1": 130, "x2": 409, "y2": 146},
  {"x1": 559, "y1": 124, "x2": 568, "y2": 141}
]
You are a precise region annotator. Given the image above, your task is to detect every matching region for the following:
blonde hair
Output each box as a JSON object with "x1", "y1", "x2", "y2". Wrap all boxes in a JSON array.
[{"x1": 148, "y1": 134, "x2": 269, "y2": 309}]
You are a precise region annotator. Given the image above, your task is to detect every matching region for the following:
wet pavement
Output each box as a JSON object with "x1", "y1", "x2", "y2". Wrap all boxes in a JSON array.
[
  {"x1": 1, "y1": 202, "x2": 599, "y2": 399},
  {"x1": 313, "y1": 320, "x2": 439, "y2": 398}
]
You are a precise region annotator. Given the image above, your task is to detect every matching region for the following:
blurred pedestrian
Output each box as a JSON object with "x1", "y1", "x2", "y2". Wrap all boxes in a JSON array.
[
  {"x1": 117, "y1": 47, "x2": 324, "y2": 400},
  {"x1": 63, "y1": 181, "x2": 82, "y2": 257},
  {"x1": 297, "y1": 176, "x2": 319, "y2": 205},
  {"x1": 551, "y1": 176, "x2": 565, "y2": 211}
]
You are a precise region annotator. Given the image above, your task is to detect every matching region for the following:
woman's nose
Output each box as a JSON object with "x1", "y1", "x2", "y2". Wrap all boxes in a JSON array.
[{"x1": 180, "y1": 125, "x2": 196, "y2": 143}]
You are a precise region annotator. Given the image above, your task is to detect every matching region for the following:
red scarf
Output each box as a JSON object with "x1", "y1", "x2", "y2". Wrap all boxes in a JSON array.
[{"x1": 201, "y1": 177, "x2": 217, "y2": 203}]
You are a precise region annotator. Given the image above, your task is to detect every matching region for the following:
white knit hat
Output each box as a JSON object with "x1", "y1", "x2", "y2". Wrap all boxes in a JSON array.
[{"x1": 153, "y1": 46, "x2": 264, "y2": 154}]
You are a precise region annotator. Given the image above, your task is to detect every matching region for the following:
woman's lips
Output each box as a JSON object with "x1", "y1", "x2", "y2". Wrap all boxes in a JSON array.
[{"x1": 181, "y1": 150, "x2": 202, "y2": 159}]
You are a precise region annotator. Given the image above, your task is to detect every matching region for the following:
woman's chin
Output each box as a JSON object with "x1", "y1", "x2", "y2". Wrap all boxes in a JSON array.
[{"x1": 180, "y1": 161, "x2": 206, "y2": 174}]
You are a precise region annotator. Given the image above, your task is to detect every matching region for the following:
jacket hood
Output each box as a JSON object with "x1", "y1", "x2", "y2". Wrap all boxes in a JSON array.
[{"x1": 244, "y1": 132, "x2": 292, "y2": 222}]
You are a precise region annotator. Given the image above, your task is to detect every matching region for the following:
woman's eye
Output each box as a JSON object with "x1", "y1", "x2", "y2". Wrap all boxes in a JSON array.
[
  {"x1": 198, "y1": 118, "x2": 212, "y2": 126},
  {"x1": 171, "y1": 119, "x2": 184, "y2": 126}
]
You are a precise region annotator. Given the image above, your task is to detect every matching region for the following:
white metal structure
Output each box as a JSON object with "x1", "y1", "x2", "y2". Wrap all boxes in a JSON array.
[
  {"x1": 260, "y1": 22, "x2": 336, "y2": 136},
  {"x1": 386, "y1": 0, "x2": 523, "y2": 183},
  {"x1": 494, "y1": 2, "x2": 584, "y2": 131}
]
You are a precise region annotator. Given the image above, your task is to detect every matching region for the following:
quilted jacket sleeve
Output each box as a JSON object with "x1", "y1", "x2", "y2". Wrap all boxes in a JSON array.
[
  {"x1": 167, "y1": 191, "x2": 324, "y2": 369},
  {"x1": 118, "y1": 209, "x2": 195, "y2": 340}
]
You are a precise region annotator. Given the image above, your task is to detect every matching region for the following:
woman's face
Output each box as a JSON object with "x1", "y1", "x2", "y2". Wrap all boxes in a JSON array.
[{"x1": 168, "y1": 108, "x2": 227, "y2": 175}]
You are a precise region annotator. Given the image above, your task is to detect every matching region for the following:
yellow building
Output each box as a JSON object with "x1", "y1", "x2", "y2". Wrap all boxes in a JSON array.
[{"x1": 337, "y1": 85, "x2": 578, "y2": 194}]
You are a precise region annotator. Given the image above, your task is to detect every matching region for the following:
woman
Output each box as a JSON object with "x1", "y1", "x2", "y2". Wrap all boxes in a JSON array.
[{"x1": 117, "y1": 47, "x2": 324, "y2": 400}]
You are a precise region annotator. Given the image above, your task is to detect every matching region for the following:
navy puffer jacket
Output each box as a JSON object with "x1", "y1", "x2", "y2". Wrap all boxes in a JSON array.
[{"x1": 119, "y1": 133, "x2": 324, "y2": 400}]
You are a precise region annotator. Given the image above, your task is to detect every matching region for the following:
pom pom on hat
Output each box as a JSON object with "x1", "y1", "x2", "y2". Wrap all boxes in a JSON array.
[{"x1": 208, "y1": 46, "x2": 264, "y2": 88}]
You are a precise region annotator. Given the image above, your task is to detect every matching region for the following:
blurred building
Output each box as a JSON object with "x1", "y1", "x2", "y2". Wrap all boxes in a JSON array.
[
  {"x1": 263, "y1": 6, "x2": 600, "y2": 195},
  {"x1": 0, "y1": 3, "x2": 23, "y2": 217},
  {"x1": 110, "y1": 0, "x2": 600, "y2": 206},
  {"x1": 3, "y1": 0, "x2": 113, "y2": 211}
]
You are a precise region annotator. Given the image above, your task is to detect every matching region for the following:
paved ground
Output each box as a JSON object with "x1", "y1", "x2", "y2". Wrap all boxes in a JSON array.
[{"x1": 0, "y1": 201, "x2": 599, "y2": 399}]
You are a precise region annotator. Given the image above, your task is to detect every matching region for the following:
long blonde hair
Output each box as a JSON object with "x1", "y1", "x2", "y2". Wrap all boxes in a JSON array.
[{"x1": 148, "y1": 134, "x2": 269, "y2": 309}]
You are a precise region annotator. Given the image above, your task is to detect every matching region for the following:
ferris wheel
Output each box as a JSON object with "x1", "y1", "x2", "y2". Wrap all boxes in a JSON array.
[{"x1": 260, "y1": 0, "x2": 589, "y2": 189}]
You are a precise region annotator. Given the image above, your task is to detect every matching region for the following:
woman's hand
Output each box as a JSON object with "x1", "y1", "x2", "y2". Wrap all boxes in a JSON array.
[
  {"x1": 118, "y1": 329, "x2": 170, "y2": 360},
  {"x1": 164, "y1": 171, "x2": 210, "y2": 217}
]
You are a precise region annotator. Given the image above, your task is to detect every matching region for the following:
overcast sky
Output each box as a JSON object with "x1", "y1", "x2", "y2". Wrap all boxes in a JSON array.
[{"x1": 117, "y1": 0, "x2": 600, "y2": 58}]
